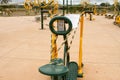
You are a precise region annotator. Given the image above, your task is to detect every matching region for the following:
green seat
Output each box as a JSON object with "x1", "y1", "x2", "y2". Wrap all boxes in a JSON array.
[{"x1": 39, "y1": 64, "x2": 68, "y2": 76}]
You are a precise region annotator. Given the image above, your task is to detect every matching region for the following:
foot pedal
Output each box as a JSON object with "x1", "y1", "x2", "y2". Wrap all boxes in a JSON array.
[{"x1": 66, "y1": 62, "x2": 78, "y2": 80}]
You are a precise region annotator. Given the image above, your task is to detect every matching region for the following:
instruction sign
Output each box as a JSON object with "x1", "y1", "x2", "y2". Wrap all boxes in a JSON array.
[{"x1": 57, "y1": 20, "x2": 65, "y2": 31}]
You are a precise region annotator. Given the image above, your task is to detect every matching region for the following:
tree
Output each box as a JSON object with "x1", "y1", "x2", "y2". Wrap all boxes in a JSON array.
[
  {"x1": 100, "y1": 3, "x2": 106, "y2": 6},
  {"x1": 106, "y1": 2, "x2": 111, "y2": 6},
  {"x1": 0, "y1": 0, "x2": 12, "y2": 4},
  {"x1": 100, "y1": 2, "x2": 110, "y2": 7},
  {"x1": 116, "y1": 2, "x2": 120, "y2": 11}
]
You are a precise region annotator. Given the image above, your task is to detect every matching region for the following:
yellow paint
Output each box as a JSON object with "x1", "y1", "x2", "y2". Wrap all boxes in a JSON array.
[
  {"x1": 51, "y1": 33, "x2": 58, "y2": 59},
  {"x1": 87, "y1": 13, "x2": 95, "y2": 21},
  {"x1": 48, "y1": 0, "x2": 58, "y2": 18},
  {"x1": 50, "y1": 3, "x2": 58, "y2": 59},
  {"x1": 115, "y1": 15, "x2": 120, "y2": 24},
  {"x1": 78, "y1": 14, "x2": 84, "y2": 75},
  {"x1": 40, "y1": 0, "x2": 54, "y2": 8},
  {"x1": 114, "y1": 0, "x2": 118, "y2": 15},
  {"x1": 24, "y1": 0, "x2": 33, "y2": 10},
  {"x1": 34, "y1": 0, "x2": 40, "y2": 6},
  {"x1": 93, "y1": 4, "x2": 97, "y2": 15},
  {"x1": 53, "y1": 2, "x2": 58, "y2": 14}
]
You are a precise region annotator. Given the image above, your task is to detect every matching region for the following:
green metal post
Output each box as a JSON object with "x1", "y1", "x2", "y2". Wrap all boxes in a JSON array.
[
  {"x1": 63, "y1": 0, "x2": 65, "y2": 16},
  {"x1": 63, "y1": 35, "x2": 69, "y2": 66},
  {"x1": 41, "y1": 8, "x2": 44, "y2": 29},
  {"x1": 66, "y1": 0, "x2": 68, "y2": 14},
  {"x1": 70, "y1": 0, "x2": 72, "y2": 13}
]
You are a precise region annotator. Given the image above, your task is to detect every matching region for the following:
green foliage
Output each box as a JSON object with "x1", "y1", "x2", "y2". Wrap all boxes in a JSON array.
[
  {"x1": 100, "y1": 2, "x2": 111, "y2": 7},
  {"x1": 100, "y1": 3, "x2": 106, "y2": 6},
  {"x1": 0, "y1": 0, "x2": 11, "y2": 4},
  {"x1": 116, "y1": 2, "x2": 120, "y2": 11}
]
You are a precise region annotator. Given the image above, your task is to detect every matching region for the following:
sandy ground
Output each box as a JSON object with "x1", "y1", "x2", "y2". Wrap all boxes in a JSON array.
[{"x1": 0, "y1": 15, "x2": 120, "y2": 80}]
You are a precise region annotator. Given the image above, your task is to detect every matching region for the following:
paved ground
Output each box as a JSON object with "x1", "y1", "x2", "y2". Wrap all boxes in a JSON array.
[{"x1": 0, "y1": 15, "x2": 120, "y2": 80}]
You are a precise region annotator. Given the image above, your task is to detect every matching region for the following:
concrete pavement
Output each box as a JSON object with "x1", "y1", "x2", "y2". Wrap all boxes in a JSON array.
[{"x1": 0, "y1": 15, "x2": 120, "y2": 80}]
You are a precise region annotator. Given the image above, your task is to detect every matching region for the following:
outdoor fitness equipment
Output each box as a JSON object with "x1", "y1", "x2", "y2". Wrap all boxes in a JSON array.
[
  {"x1": 24, "y1": 0, "x2": 53, "y2": 9},
  {"x1": 38, "y1": 11, "x2": 93, "y2": 80},
  {"x1": 80, "y1": 0, "x2": 95, "y2": 21},
  {"x1": 105, "y1": 0, "x2": 115, "y2": 18},
  {"x1": 113, "y1": 0, "x2": 120, "y2": 27},
  {"x1": 93, "y1": 4, "x2": 97, "y2": 15},
  {"x1": 114, "y1": 15, "x2": 120, "y2": 27},
  {"x1": 24, "y1": 0, "x2": 33, "y2": 10},
  {"x1": 105, "y1": 0, "x2": 119, "y2": 19},
  {"x1": 49, "y1": 16, "x2": 72, "y2": 35},
  {"x1": 86, "y1": 11, "x2": 94, "y2": 21},
  {"x1": 93, "y1": 3, "x2": 106, "y2": 16},
  {"x1": 105, "y1": 13, "x2": 114, "y2": 19},
  {"x1": 40, "y1": 0, "x2": 59, "y2": 29},
  {"x1": 33, "y1": 0, "x2": 59, "y2": 29},
  {"x1": 24, "y1": 0, "x2": 33, "y2": 15},
  {"x1": 39, "y1": 15, "x2": 78, "y2": 80}
]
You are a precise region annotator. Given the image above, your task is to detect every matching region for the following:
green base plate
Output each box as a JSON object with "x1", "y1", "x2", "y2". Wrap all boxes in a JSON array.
[{"x1": 66, "y1": 62, "x2": 78, "y2": 80}]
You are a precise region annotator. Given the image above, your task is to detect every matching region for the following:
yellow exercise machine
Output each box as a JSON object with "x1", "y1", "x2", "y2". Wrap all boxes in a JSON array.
[
  {"x1": 24, "y1": 0, "x2": 33, "y2": 15},
  {"x1": 80, "y1": 0, "x2": 95, "y2": 21},
  {"x1": 24, "y1": 0, "x2": 33, "y2": 10},
  {"x1": 113, "y1": 0, "x2": 120, "y2": 27},
  {"x1": 50, "y1": 3, "x2": 59, "y2": 59},
  {"x1": 78, "y1": 11, "x2": 94, "y2": 76},
  {"x1": 24, "y1": 0, "x2": 58, "y2": 16},
  {"x1": 105, "y1": 0, "x2": 120, "y2": 19},
  {"x1": 114, "y1": 15, "x2": 120, "y2": 27},
  {"x1": 86, "y1": 12, "x2": 95, "y2": 21},
  {"x1": 44, "y1": 0, "x2": 59, "y2": 59},
  {"x1": 93, "y1": 4, "x2": 97, "y2": 15},
  {"x1": 40, "y1": 0, "x2": 59, "y2": 29},
  {"x1": 93, "y1": 3, "x2": 106, "y2": 16}
]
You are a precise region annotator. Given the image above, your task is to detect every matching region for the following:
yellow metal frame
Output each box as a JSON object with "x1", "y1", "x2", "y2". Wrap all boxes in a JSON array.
[
  {"x1": 50, "y1": 0, "x2": 58, "y2": 59},
  {"x1": 33, "y1": 0, "x2": 41, "y2": 6},
  {"x1": 51, "y1": 12, "x2": 85, "y2": 76},
  {"x1": 78, "y1": 13, "x2": 84, "y2": 76},
  {"x1": 114, "y1": 0, "x2": 118, "y2": 15},
  {"x1": 50, "y1": 10, "x2": 86, "y2": 78},
  {"x1": 86, "y1": 13, "x2": 95, "y2": 21},
  {"x1": 93, "y1": 4, "x2": 97, "y2": 15},
  {"x1": 24, "y1": 0, "x2": 33, "y2": 10},
  {"x1": 115, "y1": 15, "x2": 120, "y2": 24},
  {"x1": 51, "y1": 33, "x2": 58, "y2": 59},
  {"x1": 24, "y1": 0, "x2": 58, "y2": 16},
  {"x1": 52, "y1": 2, "x2": 59, "y2": 14},
  {"x1": 48, "y1": 0, "x2": 58, "y2": 18},
  {"x1": 40, "y1": 0, "x2": 54, "y2": 8}
]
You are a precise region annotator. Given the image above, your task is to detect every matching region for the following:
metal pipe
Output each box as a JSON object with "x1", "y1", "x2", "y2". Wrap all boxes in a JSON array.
[
  {"x1": 63, "y1": 0, "x2": 65, "y2": 16},
  {"x1": 70, "y1": 0, "x2": 72, "y2": 13},
  {"x1": 41, "y1": 8, "x2": 44, "y2": 29},
  {"x1": 78, "y1": 14, "x2": 84, "y2": 77},
  {"x1": 66, "y1": 0, "x2": 68, "y2": 14}
]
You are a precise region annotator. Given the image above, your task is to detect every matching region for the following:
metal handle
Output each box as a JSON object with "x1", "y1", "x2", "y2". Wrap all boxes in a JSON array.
[{"x1": 49, "y1": 16, "x2": 72, "y2": 35}]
